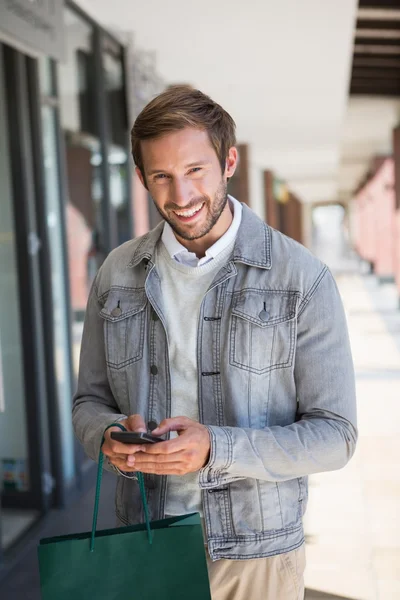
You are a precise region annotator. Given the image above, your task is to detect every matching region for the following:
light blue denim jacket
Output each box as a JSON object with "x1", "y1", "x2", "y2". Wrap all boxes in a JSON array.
[{"x1": 72, "y1": 204, "x2": 357, "y2": 560}]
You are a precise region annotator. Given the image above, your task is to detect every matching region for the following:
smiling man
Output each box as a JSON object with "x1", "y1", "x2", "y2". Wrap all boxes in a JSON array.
[{"x1": 73, "y1": 86, "x2": 357, "y2": 600}]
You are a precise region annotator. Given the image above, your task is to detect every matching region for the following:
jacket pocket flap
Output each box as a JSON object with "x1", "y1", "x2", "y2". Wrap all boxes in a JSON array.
[
  {"x1": 100, "y1": 288, "x2": 147, "y2": 322},
  {"x1": 232, "y1": 290, "x2": 297, "y2": 327}
]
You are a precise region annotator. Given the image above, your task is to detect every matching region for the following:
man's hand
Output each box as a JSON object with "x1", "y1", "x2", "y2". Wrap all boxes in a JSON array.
[
  {"x1": 131, "y1": 417, "x2": 211, "y2": 475},
  {"x1": 102, "y1": 414, "x2": 147, "y2": 472}
]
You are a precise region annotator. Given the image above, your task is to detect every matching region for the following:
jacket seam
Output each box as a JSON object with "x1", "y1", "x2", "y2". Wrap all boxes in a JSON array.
[
  {"x1": 298, "y1": 266, "x2": 328, "y2": 317},
  {"x1": 232, "y1": 222, "x2": 271, "y2": 268},
  {"x1": 229, "y1": 288, "x2": 304, "y2": 296},
  {"x1": 93, "y1": 278, "x2": 100, "y2": 302},
  {"x1": 209, "y1": 522, "x2": 303, "y2": 542},
  {"x1": 131, "y1": 233, "x2": 150, "y2": 264},
  {"x1": 218, "y1": 427, "x2": 233, "y2": 473},
  {"x1": 99, "y1": 284, "x2": 146, "y2": 298},
  {"x1": 211, "y1": 540, "x2": 304, "y2": 560},
  {"x1": 115, "y1": 508, "x2": 130, "y2": 525}
]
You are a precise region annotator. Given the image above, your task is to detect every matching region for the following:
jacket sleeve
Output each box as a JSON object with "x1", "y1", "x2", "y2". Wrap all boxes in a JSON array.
[
  {"x1": 72, "y1": 274, "x2": 127, "y2": 468},
  {"x1": 199, "y1": 267, "x2": 357, "y2": 489}
]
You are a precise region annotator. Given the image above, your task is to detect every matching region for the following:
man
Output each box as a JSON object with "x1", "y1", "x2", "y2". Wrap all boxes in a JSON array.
[{"x1": 73, "y1": 86, "x2": 357, "y2": 599}]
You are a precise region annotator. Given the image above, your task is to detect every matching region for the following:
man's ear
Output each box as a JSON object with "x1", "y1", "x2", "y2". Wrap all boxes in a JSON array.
[
  {"x1": 225, "y1": 146, "x2": 238, "y2": 179},
  {"x1": 136, "y1": 166, "x2": 148, "y2": 190}
]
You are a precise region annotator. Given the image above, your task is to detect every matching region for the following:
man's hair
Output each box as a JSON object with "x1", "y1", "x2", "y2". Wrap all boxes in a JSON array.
[{"x1": 131, "y1": 85, "x2": 236, "y2": 177}]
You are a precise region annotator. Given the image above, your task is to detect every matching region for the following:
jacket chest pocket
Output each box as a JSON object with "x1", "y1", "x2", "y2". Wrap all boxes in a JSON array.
[
  {"x1": 100, "y1": 288, "x2": 147, "y2": 370},
  {"x1": 229, "y1": 290, "x2": 297, "y2": 374}
]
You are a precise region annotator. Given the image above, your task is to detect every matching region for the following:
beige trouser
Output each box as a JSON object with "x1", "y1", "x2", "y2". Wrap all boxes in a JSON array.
[{"x1": 206, "y1": 544, "x2": 306, "y2": 600}]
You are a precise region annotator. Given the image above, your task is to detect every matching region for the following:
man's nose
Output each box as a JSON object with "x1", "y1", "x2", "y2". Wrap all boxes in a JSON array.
[{"x1": 171, "y1": 178, "x2": 192, "y2": 207}]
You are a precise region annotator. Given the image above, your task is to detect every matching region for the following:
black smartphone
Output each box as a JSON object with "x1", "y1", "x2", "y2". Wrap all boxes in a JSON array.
[{"x1": 110, "y1": 431, "x2": 163, "y2": 444}]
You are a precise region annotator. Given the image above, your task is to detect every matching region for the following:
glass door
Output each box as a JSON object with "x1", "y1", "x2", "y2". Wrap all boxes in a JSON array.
[
  {"x1": 38, "y1": 57, "x2": 75, "y2": 490},
  {"x1": 0, "y1": 45, "x2": 41, "y2": 551},
  {"x1": 0, "y1": 43, "x2": 53, "y2": 553}
]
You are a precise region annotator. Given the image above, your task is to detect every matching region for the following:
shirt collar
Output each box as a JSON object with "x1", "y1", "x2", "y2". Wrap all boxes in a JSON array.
[{"x1": 161, "y1": 195, "x2": 243, "y2": 266}]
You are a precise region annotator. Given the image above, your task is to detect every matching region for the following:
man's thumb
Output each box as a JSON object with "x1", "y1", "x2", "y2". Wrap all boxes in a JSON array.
[
  {"x1": 152, "y1": 417, "x2": 187, "y2": 435},
  {"x1": 127, "y1": 414, "x2": 146, "y2": 433}
]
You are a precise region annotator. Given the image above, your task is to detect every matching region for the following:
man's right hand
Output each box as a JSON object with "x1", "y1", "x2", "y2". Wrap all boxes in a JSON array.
[{"x1": 102, "y1": 415, "x2": 147, "y2": 472}]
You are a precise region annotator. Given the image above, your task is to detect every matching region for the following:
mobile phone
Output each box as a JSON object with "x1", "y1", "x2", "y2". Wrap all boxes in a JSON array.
[{"x1": 110, "y1": 431, "x2": 163, "y2": 444}]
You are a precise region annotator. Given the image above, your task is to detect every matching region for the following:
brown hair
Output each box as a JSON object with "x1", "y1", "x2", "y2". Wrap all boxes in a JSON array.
[{"x1": 131, "y1": 85, "x2": 236, "y2": 178}]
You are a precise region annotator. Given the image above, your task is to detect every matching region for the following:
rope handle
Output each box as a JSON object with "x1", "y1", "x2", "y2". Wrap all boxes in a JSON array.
[{"x1": 90, "y1": 422, "x2": 152, "y2": 552}]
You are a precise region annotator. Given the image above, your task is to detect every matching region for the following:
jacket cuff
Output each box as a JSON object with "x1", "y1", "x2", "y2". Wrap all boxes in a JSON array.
[{"x1": 199, "y1": 426, "x2": 233, "y2": 489}]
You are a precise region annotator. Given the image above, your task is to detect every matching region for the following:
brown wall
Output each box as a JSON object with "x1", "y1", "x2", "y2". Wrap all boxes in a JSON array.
[
  {"x1": 228, "y1": 144, "x2": 249, "y2": 205},
  {"x1": 284, "y1": 193, "x2": 303, "y2": 244},
  {"x1": 263, "y1": 170, "x2": 303, "y2": 243},
  {"x1": 263, "y1": 170, "x2": 280, "y2": 229},
  {"x1": 65, "y1": 145, "x2": 93, "y2": 313}
]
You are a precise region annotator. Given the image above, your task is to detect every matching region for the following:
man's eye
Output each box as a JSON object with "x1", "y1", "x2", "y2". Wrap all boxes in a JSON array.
[
  {"x1": 189, "y1": 167, "x2": 201, "y2": 174},
  {"x1": 155, "y1": 174, "x2": 168, "y2": 180}
]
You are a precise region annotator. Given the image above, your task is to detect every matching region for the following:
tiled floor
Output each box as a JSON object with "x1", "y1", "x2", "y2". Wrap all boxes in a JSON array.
[
  {"x1": 1, "y1": 471, "x2": 117, "y2": 600},
  {"x1": 1, "y1": 510, "x2": 40, "y2": 550}
]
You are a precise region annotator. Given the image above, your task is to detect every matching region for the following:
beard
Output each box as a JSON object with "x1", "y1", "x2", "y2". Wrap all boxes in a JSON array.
[{"x1": 153, "y1": 180, "x2": 228, "y2": 241}]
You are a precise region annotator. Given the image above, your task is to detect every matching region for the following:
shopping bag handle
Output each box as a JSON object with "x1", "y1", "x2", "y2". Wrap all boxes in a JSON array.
[{"x1": 90, "y1": 423, "x2": 152, "y2": 552}]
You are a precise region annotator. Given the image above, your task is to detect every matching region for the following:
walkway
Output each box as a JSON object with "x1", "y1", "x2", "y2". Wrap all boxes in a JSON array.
[{"x1": 304, "y1": 272, "x2": 400, "y2": 599}]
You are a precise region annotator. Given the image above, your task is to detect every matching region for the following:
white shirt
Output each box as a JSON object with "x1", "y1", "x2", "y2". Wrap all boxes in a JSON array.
[{"x1": 161, "y1": 195, "x2": 242, "y2": 267}]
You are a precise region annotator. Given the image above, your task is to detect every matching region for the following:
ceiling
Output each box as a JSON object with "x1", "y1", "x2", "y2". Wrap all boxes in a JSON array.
[
  {"x1": 350, "y1": 2, "x2": 400, "y2": 96},
  {"x1": 338, "y1": 1, "x2": 400, "y2": 203},
  {"x1": 76, "y1": 0, "x2": 358, "y2": 214}
]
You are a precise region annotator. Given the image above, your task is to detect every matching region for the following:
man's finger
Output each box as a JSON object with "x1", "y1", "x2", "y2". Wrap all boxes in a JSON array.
[
  {"x1": 133, "y1": 462, "x2": 186, "y2": 475},
  {"x1": 109, "y1": 458, "x2": 137, "y2": 472},
  {"x1": 142, "y1": 436, "x2": 188, "y2": 455},
  {"x1": 107, "y1": 441, "x2": 146, "y2": 455},
  {"x1": 134, "y1": 450, "x2": 184, "y2": 465},
  {"x1": 152, "y1": 417, "x2": 190, "y2": 436},
  {"x1": 126, "y1": 414, "x2": 147, "y2": 433}
]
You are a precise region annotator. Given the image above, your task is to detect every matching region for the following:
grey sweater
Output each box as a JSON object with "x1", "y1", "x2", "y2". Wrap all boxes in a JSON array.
[{"x1": 155, "y1": 239, "x2": 236, "y2": 517}]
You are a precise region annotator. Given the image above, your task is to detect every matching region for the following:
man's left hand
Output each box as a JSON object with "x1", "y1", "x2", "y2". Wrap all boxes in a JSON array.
[{"x1": 128, "y1": 417, "x2": 211, "y2": 475}]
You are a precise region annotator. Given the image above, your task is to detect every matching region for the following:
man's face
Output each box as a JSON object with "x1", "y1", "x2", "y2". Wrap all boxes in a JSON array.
[{"x1": 137, "y1": 128, "x2": 237, "y2": 243}]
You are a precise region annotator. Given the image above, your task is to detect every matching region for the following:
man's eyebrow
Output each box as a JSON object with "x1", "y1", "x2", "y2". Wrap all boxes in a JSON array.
[
  {"x1": 148, "y1": 161, "x2": 211, "y2": 176},
  {"x1": 185, "y1": 160, "x2": 210, "y2": 168}
]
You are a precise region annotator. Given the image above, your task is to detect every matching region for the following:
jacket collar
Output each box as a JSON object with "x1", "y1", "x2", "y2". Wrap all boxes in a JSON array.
[{"x1": 127, "y1": 203, "x2": 272, "y2": 270}]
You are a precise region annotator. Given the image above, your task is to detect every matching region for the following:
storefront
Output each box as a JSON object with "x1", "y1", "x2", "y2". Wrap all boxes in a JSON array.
[{"x1": 0, "y1": 0, "x2": 134, "y2": 570}]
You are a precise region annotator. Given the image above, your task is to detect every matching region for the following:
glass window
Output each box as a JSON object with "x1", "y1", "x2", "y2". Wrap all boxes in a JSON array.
[
  {"x1": 59, "y1": 9, "x2": 105, "y2": 380},
  {"x1": 0, "y1": 46, "x2": 37, "y2": 550},
  {"x1": 103, "y1": 44, "x2": 132, "y2": 245},
  {"x1": 40, "y1": 56, "x2": 75, "y2": 485}
]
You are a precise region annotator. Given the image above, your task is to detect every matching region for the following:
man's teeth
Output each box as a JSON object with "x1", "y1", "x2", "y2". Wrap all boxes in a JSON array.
[{"x1": 174, "y1": 203, "x2": 204, "y2": 217}]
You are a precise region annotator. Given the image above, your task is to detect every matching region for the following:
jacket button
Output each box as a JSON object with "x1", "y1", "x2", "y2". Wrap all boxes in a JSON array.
[
  {"x1": 111, "y1": 307, "x2": 122, "y2": 317},
  {"x1": 150, "y1": 365, "x2": 158, "y2": 375},
  {"x1": 258, "y1": 309, "x2": 270, "y2": 322}
]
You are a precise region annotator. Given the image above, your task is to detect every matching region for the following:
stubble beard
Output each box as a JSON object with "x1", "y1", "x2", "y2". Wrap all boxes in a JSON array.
[{"x1": 153, "y1": 180, "x2": 228, "y2": 241}]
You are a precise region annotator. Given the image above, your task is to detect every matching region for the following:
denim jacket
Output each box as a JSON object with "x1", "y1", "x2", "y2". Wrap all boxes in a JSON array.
[{"x1": 72, "y1": 203, "x2": 357, "y2": 560}]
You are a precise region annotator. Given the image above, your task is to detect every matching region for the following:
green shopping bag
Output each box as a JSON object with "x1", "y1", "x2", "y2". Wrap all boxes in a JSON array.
[{"x1": 38, "y1": 424, "x2": 212, "y2": 599}]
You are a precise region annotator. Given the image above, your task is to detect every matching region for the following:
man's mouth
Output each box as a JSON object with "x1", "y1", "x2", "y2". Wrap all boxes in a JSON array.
[{"x1": 173, "y1": 202, "x2": 205, "y2": 221}]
